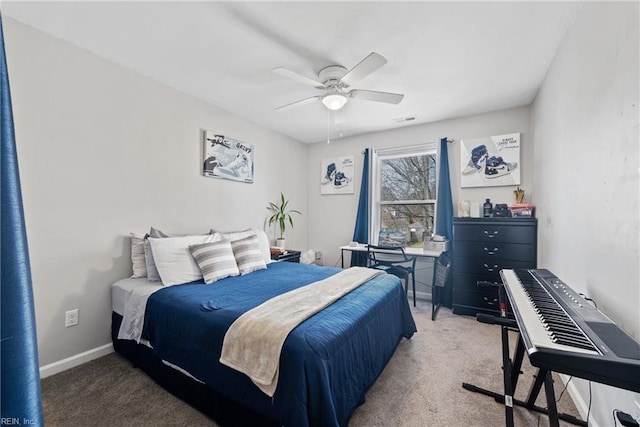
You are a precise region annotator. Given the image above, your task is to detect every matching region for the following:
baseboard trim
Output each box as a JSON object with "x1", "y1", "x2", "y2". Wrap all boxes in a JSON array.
[
  {"x1": 40, "y1": 343, "x2": 114, "y2": 379},
  {"x1": 560, "y1": 374, "x2": 599, "y2": 427},
  {"x1": 409, "y1": 290, "x2": 432, "y2": 301}
]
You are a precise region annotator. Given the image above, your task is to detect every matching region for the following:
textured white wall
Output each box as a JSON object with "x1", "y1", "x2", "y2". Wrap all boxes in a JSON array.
[
  {"x1": 306, "y1": 107, "x2": 531, "y2": 268},
  {"x1": 4, "y1": 18, "x2": 308, "y2": 366},
  {"x1": 531, "y1": 2, "x2": 639, "y2": 425}
]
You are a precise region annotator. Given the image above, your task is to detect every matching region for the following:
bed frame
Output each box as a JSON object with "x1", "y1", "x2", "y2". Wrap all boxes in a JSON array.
[{"x1": 112, "y1": 312, "x2": 278, "y2": 427}]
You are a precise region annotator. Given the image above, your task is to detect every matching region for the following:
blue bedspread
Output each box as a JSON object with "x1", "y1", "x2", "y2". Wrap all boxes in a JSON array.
[{"x1": 142, "y1": 262, "x2": 417, "y2": 427}]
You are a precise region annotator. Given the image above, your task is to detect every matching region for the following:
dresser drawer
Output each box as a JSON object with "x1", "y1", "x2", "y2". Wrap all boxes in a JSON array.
[
  {"x1": 452, "y1": 272, "x2": 502, "y2": 291},
  {"x1": 454, "y1": 241, "x2": 535, "y2": 262},
  {"x1": 452, "y1": 287, "x2": 500, "y2": 315},
  {"x1": 453, "y1": 257, "x2": 535, "y2": 277},
  {"x1": 453, "y1": 223, "x2": 536, "y2": 244}
]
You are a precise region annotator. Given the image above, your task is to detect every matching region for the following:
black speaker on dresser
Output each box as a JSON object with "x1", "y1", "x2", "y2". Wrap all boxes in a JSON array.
[{"x1": 452, "y1": 217, "x2": 537, "y2": 316}]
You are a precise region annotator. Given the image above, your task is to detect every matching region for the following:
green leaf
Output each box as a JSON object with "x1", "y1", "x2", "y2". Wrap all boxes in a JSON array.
[{"x1": 266, "y1": 193, "x2": 301, "y2": 238}]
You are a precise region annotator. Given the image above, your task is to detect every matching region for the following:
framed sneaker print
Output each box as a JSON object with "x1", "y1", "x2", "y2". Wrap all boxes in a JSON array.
[
  {"x1": 460, "y1": 133, "x2": 520, "y2": 188},
  {"x1": 203, "y1": 131, "x2": 254, "y2": 183},
  {"x1": 320, "y1": 156, "x2": 354, "y2": 194}
]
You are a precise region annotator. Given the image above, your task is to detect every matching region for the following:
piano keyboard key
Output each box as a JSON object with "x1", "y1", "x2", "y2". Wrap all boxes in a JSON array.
[{"x1": 501, "y1": 269, "x2": 599, "y2": 356}]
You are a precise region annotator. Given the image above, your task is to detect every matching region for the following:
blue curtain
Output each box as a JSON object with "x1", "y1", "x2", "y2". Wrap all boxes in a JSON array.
[
  {"x1": 1, "y1": 17, "x2": 44, "y2": 425},
  {"x1": 350, "y1": 148, "x2": 369, "y2": 267},
  {"x1": 435, "y1": 137, "x2": 454, "y2": 307}
]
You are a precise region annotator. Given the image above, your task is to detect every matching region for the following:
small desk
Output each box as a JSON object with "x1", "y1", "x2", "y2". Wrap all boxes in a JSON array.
[
  {"x1": 339, "y1": 244, "x2": 443, "y2": 268},
  {"x1": 340, "y1": 243, "x2": 444, "y2": 320},
  {"x1": 340, "y1": 244, "x2": 446, "y2": 319}
]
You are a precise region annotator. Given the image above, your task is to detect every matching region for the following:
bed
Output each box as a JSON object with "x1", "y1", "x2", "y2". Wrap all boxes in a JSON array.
[{"x1": 111, "y1": 261, "x2": 417, "y2": 427}]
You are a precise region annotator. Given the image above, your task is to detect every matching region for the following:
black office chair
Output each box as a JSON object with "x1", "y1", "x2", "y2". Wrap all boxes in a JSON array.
[
  {"x1": 431, "y1": 252, "x2": 451, "y2": 321},
  {"x1": 366, "y1": 244, "x2": 417, "y2": 306}
]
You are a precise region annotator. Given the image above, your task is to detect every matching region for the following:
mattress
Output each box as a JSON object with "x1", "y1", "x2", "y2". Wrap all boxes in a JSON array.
[{"x1": 111, "y1": 277, "x2": 161, "y2": 316}]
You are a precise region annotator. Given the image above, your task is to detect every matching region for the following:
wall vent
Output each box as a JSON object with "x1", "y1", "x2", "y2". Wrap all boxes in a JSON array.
[{"x1": 393, "y1": 116, "x2": 417, "y2": 123}]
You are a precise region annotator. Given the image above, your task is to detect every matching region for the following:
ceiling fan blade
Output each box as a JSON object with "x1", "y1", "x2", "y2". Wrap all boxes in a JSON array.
[
  {"x1": 339, "y1": 52, "x2": 388, "y2": 87},
  {"x1": 274, "y1": 96, "x2": 321, "y2": 111},
  {"x1": 273, "y1": 67, "x2": 324, "y2": 89},
  {"x1": 349, "y1": 89, "x2": 404, "y2": 105}
]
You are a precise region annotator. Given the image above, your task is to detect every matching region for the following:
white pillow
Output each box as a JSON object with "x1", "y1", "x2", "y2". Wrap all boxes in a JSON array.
[
  {"x1": 231, "y1": 234, "x2": 267, "y2": 275},
  {"x1": 144, "y1": 227, "x2": 172, "y2": 282},
  {"x1": 215, "y1": 228, "x2": 252, "y2": 240},
  {"x1": 145, "y1": 227, "x2": 212, "y2": 282},
  {"x1": 130, "y1": 233, "x2": 148, "y2": 278},
  {"x1": 189, "y1": 240, "x2": 239, "y2": 284},
  {"x1": 253, "y1": 230, "x2": 272, "y2": 264},
  {"x1": 149, "y1": 234, "x2": 220, "y2": 286},
  {"x1": 150, "y1": 227, "x2": 211, "y2": 238},
  {"x1": 213, "y1": 228, "x2": 271, "y2": 264},
  {"x1": 144, "y1": 239, "x2": 161, "y2": 282}
]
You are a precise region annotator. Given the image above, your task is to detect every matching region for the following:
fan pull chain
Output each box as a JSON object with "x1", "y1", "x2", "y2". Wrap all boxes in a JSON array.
[{"x1": 327, "y1": 109, "x2": 331, "y2": 144}]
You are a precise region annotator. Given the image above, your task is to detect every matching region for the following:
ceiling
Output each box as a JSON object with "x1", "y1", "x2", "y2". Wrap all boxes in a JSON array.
[{"x1": 3, "y1": 1, "x2": 584, "y2": 144}]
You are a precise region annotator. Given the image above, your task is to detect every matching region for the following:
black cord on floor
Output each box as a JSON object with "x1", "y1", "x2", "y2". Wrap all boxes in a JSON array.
[
  {"x1": 587, "y1": 381, "x2": 593, "y2": 425},
  {"x1": 539, "y1": 375, "x2": 592, "y2": 426},
  {"x1": 556, "y1": 376, "x2": 573, "y2": 402}
]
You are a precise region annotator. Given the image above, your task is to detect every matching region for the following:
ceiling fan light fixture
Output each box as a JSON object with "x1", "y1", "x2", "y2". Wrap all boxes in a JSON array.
[
  {"x1": 274, "y1": 53, "x2": 403, "y2": 117},
  {"x1": 321, "y1": 92, "x2": 348, "y2": 111}
]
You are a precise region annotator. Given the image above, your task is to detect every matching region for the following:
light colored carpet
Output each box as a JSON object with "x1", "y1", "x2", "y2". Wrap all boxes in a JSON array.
[{"x1": 41, "y1": 304, "x2": 583, "y2": 426}]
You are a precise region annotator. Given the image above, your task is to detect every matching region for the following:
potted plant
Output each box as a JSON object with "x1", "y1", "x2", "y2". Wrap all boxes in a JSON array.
[{"x1": 267, "y1": 193, "x2": 301, "y2": 248}]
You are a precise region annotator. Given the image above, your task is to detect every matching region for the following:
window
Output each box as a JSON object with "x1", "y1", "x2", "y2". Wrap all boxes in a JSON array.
[{"x1": 371, "y1": 144, "x2": 437, "y2": 248}]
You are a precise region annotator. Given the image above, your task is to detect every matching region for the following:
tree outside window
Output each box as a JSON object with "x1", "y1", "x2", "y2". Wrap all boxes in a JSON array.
[{"x1": 376, "y1": 151, "x2": 437, "y2": 248}]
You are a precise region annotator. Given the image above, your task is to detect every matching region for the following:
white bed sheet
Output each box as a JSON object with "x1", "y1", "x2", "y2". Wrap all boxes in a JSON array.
[
  {"x1": 112, "y1": 277, "x2": 205, "y2": 381},
  {"x1": 111, "y1": 277, "x2": 161, "y2": 316},
  {"x1": 112, "y1": 277, "x2": 163, "y2": 344}
]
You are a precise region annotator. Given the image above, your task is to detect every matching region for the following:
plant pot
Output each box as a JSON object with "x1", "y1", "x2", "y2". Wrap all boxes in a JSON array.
[{"x1": 275, "y1": 238, "x2": 286, "y2": 249}]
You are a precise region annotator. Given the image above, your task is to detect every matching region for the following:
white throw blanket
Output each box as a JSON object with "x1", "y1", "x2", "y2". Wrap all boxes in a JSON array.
[{"x1": 219, "y1": 267, "x2": 384, "y2": 397}]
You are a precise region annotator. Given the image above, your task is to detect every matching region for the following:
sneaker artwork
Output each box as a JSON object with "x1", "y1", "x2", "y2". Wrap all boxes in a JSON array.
[
  {"x1": 333, "y1": 171, "x2": 352, "y2": 188},
  {"x1": 215, "y1": 153, "x2": 249, "y2": 178},
  {"x1": 484, "y1": 156, "x2": 518, "y2": 179},
  {"x1": 321, "y1": 163, "x2": 337, "y2": 185},
  {"x1": 462, "y1": 144, "x2": 489, "y2": 175}
]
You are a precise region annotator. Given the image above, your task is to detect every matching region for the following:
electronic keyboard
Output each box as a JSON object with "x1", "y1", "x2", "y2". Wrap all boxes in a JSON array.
[{"x1": 500, "y1": 268, "x2": 640, "y2": 393}]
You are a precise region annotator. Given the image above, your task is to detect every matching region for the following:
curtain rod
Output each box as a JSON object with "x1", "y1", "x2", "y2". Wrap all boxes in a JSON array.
[{"x1": 361, "y1": 138, "x2": 455, "y2": 154}]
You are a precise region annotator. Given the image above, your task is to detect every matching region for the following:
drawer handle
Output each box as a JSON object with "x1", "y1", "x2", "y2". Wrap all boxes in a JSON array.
[
  {"x1": 483, "y1": 296, "x2": 499, "y2": 306},
  {"x1": 483, "y1": 263, "x2": 499, "y2": 272},
  {"x1": 483, "y1": 247, "x2": 499, "y2": 255},
  {"x1": 484, "y1": 230, "x2": 500, "y2": 238}
]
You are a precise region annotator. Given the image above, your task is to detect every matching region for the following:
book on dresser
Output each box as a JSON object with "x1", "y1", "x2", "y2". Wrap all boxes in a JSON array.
[{"x1": 452, "y1": 217, "x2": 537, "y2": 316}]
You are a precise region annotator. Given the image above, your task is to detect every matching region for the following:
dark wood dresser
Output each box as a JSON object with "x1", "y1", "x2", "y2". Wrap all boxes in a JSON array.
[{"x1": 452, "y1": 217, "x2": 537, "y2": 316}]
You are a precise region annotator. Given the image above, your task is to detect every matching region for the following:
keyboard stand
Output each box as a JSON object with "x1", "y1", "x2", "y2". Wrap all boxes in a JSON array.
[{"x1": 461, "y1": 282, "x2": 586, "y2": 427}]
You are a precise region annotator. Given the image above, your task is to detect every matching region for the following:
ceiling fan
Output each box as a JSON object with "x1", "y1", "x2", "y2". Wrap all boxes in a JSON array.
[{"x1": 273, "y1": 52, "x2": 404, "y2": 112}]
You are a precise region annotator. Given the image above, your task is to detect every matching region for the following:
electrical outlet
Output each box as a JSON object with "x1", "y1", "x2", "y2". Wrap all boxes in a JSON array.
[
  {"x1": 632, "y1": 400, "x2": 640, "y2": 423},
  {"x1": 65, "y1": 309, "x2": 79, "y2": 327}
]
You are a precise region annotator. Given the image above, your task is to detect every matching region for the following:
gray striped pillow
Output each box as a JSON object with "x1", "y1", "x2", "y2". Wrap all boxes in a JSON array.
[
  {"x1": 231, "y1": 234, "x2": 267, "y2": 275},
  {"x1": 189, "y1": 240, "x2": 239, "y2": 284}
]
